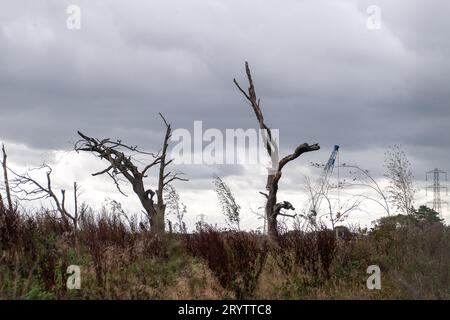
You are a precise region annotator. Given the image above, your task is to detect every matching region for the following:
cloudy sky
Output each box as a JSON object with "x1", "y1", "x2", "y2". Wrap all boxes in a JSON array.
[{"x1": 1, "y1": 0, "x2": 449, "y2": 229}]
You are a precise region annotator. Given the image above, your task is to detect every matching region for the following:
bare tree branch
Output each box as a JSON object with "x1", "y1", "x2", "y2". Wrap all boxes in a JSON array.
[{"x1": 8, "y1": 163, "x2": 77, "y2": 227}]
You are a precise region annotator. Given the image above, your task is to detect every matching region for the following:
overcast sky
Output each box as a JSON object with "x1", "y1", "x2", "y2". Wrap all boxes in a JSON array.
[{"x1": 1, "y1": 0, "x2": 449, "y2": 229}]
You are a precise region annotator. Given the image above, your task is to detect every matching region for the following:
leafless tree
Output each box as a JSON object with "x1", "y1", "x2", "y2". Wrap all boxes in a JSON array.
[
  {"x1": 249, "y1": 205, "x2": 267, "y2": 234},
  {"x1": 319, "y1": 195, "x2": 362, "y2": 230},
  {"x1": 384, "y1": 145, "x2": 415, "y2": 215},
  {"x1": 337, "y1": 164, "x2": 390, "y2": 216},
  {"x1": 213, "y1": 175, "x2": 241, "y2": 231},
  {"x1": 75, "y1": 113, "x2": 187, "y2": 234},
  {"x1": 299, "y1": 176, "x2": 322, "y2": 227},
  {"x1": 300, "y1": 176, "x2": 363, "y2": 230},
  {"x1": 233, "y1": 62, "x2": 320, "y2": 238},
  {"x1": 8, "y1": 164, "x2": 78, "y2": 228}
]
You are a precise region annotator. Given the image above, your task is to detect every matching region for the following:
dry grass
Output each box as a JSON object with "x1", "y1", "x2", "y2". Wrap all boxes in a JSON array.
[{"x1": 0, "y1": 203, "x2": 449, "y2": 299}]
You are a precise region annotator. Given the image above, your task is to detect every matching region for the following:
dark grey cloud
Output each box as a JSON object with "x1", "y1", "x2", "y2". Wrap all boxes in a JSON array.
[{"x1": 1, "y1": 0, "x2": 449, "y2": 185}]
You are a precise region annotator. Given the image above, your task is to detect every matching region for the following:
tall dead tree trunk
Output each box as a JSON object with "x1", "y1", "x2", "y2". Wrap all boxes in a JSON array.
[
  {"x1": 234, "y1": 62, "x2": 320, "y2": 238},
  {"x1": 2, "y1": 144, "x2": 13, "y2": 212},
  {"x1": 153, "y1": 113, "x2": 172, "y2": 234}
]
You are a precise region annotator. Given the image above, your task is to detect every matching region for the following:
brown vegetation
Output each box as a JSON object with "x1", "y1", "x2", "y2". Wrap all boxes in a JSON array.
[{"x1": 1, "y1": 202, "x2": 448, "y2": 299}]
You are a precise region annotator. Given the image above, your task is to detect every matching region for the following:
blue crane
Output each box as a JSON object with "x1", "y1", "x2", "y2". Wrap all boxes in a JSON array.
[{"x1": 309, "y1": 145, "x2": 340, "y2": 218}]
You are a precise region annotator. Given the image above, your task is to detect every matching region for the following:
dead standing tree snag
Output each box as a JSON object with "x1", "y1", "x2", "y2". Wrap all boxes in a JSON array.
[
  {"x1": 1, "y1": 144, "x2": 14, "y2": 212},
  {"x1": 75, "y1": 113, "x2": 187, "y2": 234},
  {"x1": 8, "y1": 164, "x2": 78, "y2": 228},
  {"x1": 234, "y1": 62, "x2": 320, "y2": 238},
  {"x1": 3, "y1": 144, "x2": 80, "y2": 230}
]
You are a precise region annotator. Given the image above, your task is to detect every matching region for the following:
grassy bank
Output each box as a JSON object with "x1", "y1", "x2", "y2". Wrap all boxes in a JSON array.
[{"x1": 1, "y1": 204, "x2": 449, "y2": 299}]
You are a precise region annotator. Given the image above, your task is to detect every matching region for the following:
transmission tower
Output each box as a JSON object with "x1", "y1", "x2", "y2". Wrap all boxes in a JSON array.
[{"x1": 426, "y1": 168, "x2": 448, "y2": 215}]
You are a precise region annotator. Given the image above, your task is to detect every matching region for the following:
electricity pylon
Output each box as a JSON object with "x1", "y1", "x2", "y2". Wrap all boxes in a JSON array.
[{"x1": 426, "y1": 168, "x2": 448, "y2": 215}]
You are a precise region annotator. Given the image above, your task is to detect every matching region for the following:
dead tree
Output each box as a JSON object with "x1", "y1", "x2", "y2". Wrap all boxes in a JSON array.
[
  {"x1": 1, "y1": 144, "x2": 13, "y2": 212},
  {"x1": 9, "y1": 164, "x2": 77, "y2": 228},
  {"x1": 337, "y1": 163, "x2": 390, "y2": 216},
  {"x1": 75, "y1": 113, "x2": 187, "y2": 234},
  {"x1": 300, "y1": 174, "x2": 364, "y2": 231},
  {"x1": 234, "y1": 62, "x2": 320, "y2": 238}
]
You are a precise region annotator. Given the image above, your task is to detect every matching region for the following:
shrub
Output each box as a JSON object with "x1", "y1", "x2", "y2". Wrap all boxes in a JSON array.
[{"x1": 183, "y1": 227, "x2": 268, "y2": 299}]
